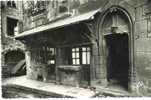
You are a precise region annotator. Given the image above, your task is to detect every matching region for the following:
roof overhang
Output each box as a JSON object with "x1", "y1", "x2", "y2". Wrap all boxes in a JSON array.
[{"x1": 15, "y1": 9, "x2": 101, "y2": 39}]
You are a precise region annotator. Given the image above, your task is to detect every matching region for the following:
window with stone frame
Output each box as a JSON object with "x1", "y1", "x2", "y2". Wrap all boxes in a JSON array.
[
  {"x1": 72, "y1": 47, "x2": 90, "y2": 65},
  {"x1": 58, "y1": 0, "x2": 69, "y2": 14},
  {"x1": 147, "y1": 15, "x2": 151, "y2": 37},
  {"x1": 7, "y1": 1, "x2": 16, "y2": 8},
  {"x1": 7, "y1": 17, "x2": 18, "y2": 37}
]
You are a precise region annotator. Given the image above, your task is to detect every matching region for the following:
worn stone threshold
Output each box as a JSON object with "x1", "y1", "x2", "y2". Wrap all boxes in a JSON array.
[{"x1": 94, "y1": 85, "x2": 134, "y2": 97}]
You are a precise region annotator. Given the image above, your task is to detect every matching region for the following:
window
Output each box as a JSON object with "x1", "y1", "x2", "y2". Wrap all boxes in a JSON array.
[
  {"x1": 33, "y1": 46, "x2": 56, "y2": 64},
  {"x1": 82, "y1": 47, "x2": 90, "y2": 64},
  {"x1": 58, "y1": 0, "x2": 69, "y2": 13},
  {"x1": 7, "y1": 17, "x2": 18, "y2": 37},
  {"x1": 72, "y1": 48, "x2": 80, "y2": 65},
  {"x1": 46, "y1": 47, "x2": 56, "y2": 65},
  {"x1": 72, "y1": 47, "x2": 91, "y2": 65},
  {"x1": 147, "y1": 16, "x2": 151, "y2": 37},
  {"x1": 7, "y1": 1, "x2": 16, "y2": 8}
]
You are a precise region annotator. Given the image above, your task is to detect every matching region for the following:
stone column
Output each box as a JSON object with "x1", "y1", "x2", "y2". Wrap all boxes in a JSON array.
[
  {"x1": 25, "y1": 49, "x2": 32, "y2": 79},
  {"x1": 90, "y1": 42, "x2": 98, "y2": 86},
  {"x1": 98, "y1": 37, "x2": 108, "y2": 87},
  {"x1": 55, "y1": 47, "x2": 62, "y2": 84},
  {"x1": 129, "y1": 57, "x2": 137, "y2": 93}
]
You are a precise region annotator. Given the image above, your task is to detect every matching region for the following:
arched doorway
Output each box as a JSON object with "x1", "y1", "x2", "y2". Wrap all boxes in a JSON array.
[
  {"x1": 98, "y1": 6, "x2": 134, "y2": 90},
  {"x1": 4, "y1": 50, "x2": 25, "y2": 75}
]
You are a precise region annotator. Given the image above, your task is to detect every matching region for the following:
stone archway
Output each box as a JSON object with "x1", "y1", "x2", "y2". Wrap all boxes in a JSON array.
[
  {"x1": 3, "y1": 49, "x2": 25, "y2": 77},
  {"x1": 97, "y1": 6, "x2": 134, "y2": 91},
  {"x1": 4, "y1": 50, "x2": 25, "y2": 66}
]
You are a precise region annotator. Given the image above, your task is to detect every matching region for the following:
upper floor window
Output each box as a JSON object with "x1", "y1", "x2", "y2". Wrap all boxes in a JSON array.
[
  {"x1": 7, "y1": 1, "x2": 16, "y2": 8},
  {"x1": 7, "y1": 17, "x2": 18, "y2": 37},
  {"x1": 58, "y1": 0, "x2": 69, "y2": 14}
]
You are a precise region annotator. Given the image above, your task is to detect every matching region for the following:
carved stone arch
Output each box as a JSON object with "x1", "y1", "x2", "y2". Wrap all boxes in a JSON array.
[
  {"x1": 2, "y1": 47, "x2": 25, "y2": 55},
  {"x1": 2, "y1": 48, "x2": 25, "y2": 67},
  {"x1": 96, "y1": 5, "x2": 135, "y2": 92}
]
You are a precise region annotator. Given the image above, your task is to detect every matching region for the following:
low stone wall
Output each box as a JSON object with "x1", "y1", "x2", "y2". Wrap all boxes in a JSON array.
[{"x1": 58, "y1": 65, "x2": 81, "y2": 87}]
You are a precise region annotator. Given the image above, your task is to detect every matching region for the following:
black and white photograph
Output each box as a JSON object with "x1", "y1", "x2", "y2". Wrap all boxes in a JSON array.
[{"x1": 1, "y1": 0, "x2": 151, "y2": 98}]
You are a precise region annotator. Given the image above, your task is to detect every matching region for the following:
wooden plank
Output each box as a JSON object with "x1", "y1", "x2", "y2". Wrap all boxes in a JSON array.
[{"x1": 11, "y1": 59, "x2": 25, "y2": 74}]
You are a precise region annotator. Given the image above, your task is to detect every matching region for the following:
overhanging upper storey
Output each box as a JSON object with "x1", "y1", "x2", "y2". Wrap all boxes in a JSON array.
[{"x1": 15, "y1": 9, "x2": 101, "y2": 39}]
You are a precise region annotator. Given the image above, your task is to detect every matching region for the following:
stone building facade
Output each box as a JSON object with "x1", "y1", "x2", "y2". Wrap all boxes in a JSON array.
[
  {"x1": 1, "y1": 1, "x2": 25, "y2": 77},
  {"x1": 14, "y1": 0, "x2": 151, "y2": 95}
]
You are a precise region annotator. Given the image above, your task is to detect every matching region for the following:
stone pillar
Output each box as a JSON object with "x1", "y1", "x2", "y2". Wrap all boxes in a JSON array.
[
  {"x1": 90, "y1": 39, "x2": 108, "y2": 87},
  {"x1": 55, "y1": 47, "x2": 62, "y2": 84},
  {"x1": 25, "y1": 49, "x2": 32, "y2": 78},
  {"x1": 90, "y1": 42, "x2": 98, "y2": 86},
  {"x1": 129, "y1": 59, "x2": 138, "y2": 93},
  {"x1": 98, "y1": 37, "x2": 108, "y2": 87}
]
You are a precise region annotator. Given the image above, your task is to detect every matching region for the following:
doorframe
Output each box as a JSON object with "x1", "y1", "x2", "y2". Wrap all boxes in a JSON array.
[{"x1": 97, "y1": 5, "x2": 135, "y2": 92}]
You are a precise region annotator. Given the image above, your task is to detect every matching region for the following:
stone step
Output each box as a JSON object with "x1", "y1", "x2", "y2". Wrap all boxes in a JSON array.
[{"x1": 94, "y1": 86, "x2": 132, "y2": 97}]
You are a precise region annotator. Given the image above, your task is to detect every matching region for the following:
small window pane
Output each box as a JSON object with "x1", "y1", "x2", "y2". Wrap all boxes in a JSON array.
[
  {"x1": 82, "y1": 52, "x2": 87, "y2": 64},
  {"x1": 87, "y1": 52, "x2": 90, "y2": 64},
  {"x1": 76, "y1": 59, "x2": 80, "y2": 65},
  {"x1": 51, "y1": 49, "x2": 55, "y2": 55},
  {"x1": 50, "y1": 60, "x2": 55, "y2": 64},
  {"x1": 72, "y1": 53, "x2": 75, "y2": 58},
  {"x1": 76, "y1": 48, "x2": 79, "y2": 51},
  {"x1": 87, "y1": 47, "x2": 90, "y2": 51},
  {"x1": 82, "y1": 47, "x2": 86, "y2": 51},
  {"x1": 72, "y1": 48, "x2": 75, "y2": 52},
  {"x1": 76, "y1": 52, "x2": 79, "y2": 58},
  {"x1": 73, "y1": 59, "x2": 76, "y2": 64}
]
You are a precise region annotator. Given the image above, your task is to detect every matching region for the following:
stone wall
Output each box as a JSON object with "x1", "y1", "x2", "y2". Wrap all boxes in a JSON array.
[
  {"x1": 1, "y1": 1, "x2": 25, "y2": 77},
  {"x1": 134, "y1": 0, "x2": 151, "y2": 95},
  {"x1": 88, "y1": 0, "x2": 151, "y2": 94}
]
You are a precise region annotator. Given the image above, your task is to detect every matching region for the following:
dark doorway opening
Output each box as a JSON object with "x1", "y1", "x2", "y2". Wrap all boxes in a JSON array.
[{"x1": 105, "y1": 33, "x2": 129, "y2": 89}]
